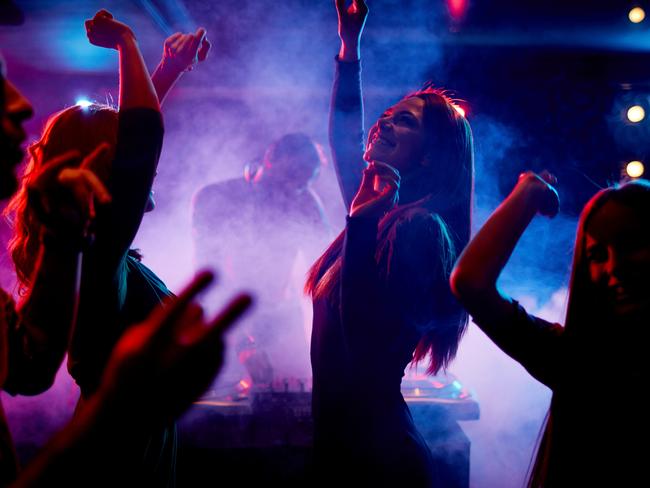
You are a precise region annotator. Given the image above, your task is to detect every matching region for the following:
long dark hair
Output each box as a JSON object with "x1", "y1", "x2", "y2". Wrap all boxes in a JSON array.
[
  {"x1": 306, "y1": 87, "x2": 474, "y2": 374},
  {"x1": 564, "y1": 179, "x2": 650, "y2": 337},
  {"x1": 527, "y1": 179, "x2": 650, "y2": 488}
]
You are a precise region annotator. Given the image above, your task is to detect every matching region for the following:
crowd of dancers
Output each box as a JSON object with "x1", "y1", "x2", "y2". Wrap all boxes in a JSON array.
[{"x1": 1, "y1": 1, "x2": 648, "y2": 486}]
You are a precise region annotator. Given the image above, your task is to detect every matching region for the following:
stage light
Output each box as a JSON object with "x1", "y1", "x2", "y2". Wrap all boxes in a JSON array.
[
  {"x1": 454, "y1": 105, "x2": 466, "y2": 118},
  {"x1": 75, "y1": 99, "x2": 92, "y2": 108},
  {"x1": 627, "y1": 105, "x2": 645, "y2": 123},
  {"x1": 448, "y1": 0, "x2": 469, "y2": 21},
  {"x1": 629, "y1": 7, "x2": 646, "y2": 24},
  {"x1": 626, "y1": 160, "x2": 645, "y2": 178}
]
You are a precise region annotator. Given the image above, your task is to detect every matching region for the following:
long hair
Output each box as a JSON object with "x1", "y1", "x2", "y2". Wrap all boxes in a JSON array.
[
  {"x1": 563, "y1": 179, "x2": 650, "y2": 337},
  {"x1": 4, "y1": 103, "x2": 118, "y2": 288},
  {"x1": 306, "y1": 88, "x2": 474, "y2": 374},
  {"x1": 527, "y1": 179, "x2": 650, "y2": 488}
]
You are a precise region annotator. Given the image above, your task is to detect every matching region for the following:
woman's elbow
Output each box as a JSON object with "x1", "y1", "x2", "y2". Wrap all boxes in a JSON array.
[{"x1": 450, "y1": 266, "x2": 490, "y2": 304}]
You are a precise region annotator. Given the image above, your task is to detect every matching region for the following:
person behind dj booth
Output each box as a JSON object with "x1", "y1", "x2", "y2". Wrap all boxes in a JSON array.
[
  {"x1": 451, "y1": 174, "x2": 650, "y2": 487},
  {"x1": 4, "y1": 9, "x2": 210, "y2": 486},
  {"x1": 192, "y1": 132, "x2": 331, "y2": 380},
  {"x1": 305, "y1": 1, "x2": 474, "y2": 485}
]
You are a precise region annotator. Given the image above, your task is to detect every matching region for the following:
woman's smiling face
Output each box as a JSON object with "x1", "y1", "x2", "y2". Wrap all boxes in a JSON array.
[{"x1": 364, "y1": 97, "x2": 428, "y2": 173}]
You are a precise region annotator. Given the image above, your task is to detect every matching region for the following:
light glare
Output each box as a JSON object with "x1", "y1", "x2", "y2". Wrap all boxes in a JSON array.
[
  {"x1": 629, "y1": 7, "x2": 646, "y2": 24},
  {"x1": 627, "y1": 105, "x2": 645, "y2": 123},
  {"x1": 75, "y1": 99, "x2": 92, "y2": 108},
  {"x1": 626, "y1": 160, "x2": 645, "y2": 178}
]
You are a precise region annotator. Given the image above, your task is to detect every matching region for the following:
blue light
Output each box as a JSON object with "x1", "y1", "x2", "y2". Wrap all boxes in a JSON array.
[{"x1": 75, "y1": 99, "x2": 93, "y2": 108}]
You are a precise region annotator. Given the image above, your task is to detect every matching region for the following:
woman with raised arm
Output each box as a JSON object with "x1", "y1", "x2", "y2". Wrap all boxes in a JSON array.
[
  {"x1": 305, "y1": 1, "x2": 474, "y2": 485},
  {"x1": 450, "y1": 174, "x2": 650, "y2": 486},
  {"x1": 5, "y1": 10, "x2": 208, "y2": 486}
]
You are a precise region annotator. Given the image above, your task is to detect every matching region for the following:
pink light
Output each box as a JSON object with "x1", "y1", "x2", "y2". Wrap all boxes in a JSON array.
[{"x1": 448, "y1": 0, "x2": 468, "y2": 21}]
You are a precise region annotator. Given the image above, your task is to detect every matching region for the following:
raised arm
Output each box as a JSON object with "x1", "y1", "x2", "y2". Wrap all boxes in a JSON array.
[
  {"x1": 450, "y1": 172, "x2": 565, "y2": 386},
  {"x1": 151, "y1": 28, "x2": 211, "y2": 105},
  {"x1": 330, "y1": 0, "x2": 369, "y2": 210},
  {"x1": 450, "y1": 172, "x2": 559, "y2": 322},
  {"x1": 84, "y1": 10, "x2": 163, "y2": 267}
]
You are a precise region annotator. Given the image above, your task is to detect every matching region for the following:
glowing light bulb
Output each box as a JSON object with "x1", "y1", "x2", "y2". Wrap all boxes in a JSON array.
[
  {"x1": 75, "y1": 99, "x2": 92, "y2": 108},
  {"x1": 627, "y1": 105, "x2": 645, "y2": 123},
  {"x1": 629, "y1": 7, "x2": 646, "y2": 24},
  {"x1": 626, "y1": 160, "x2": 645, "y2": 178}
]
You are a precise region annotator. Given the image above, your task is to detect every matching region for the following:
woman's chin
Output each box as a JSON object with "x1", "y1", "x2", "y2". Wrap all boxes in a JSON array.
[{"x1": 364, "y1": 146, "x2": 391, "y2": 164}]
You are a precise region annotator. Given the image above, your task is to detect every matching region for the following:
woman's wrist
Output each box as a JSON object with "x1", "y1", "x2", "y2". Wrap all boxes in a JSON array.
[
  {"x1": 116, "y1": 30, "x2": 137, "y2": 50},
  {"x1": 339, "y1": 40, "x2": 360, "y2": 62}
]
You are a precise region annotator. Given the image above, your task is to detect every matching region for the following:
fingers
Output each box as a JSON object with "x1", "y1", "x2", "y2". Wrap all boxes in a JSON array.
[
  {"x1": 187, "y1": 28, "x2": 205, "y2": 55},
  {"x1": 370, "y1": 161, "x2": 401, "y2": 182},
  {"x1": 198, "y1": 38, "x2": 211, "y2": 62},
  {"x1": 164, "y1": 33, "x2": 183, "y2": 49},
  {"x1": 539, "y1": 170, "x2": 557, "y2": 186},
  {"x1": 37, "y1": 150, "x2": 82, "y2": 181},
  {"x1": 80, "y1": 142, "x2": 111, "y2": 170},
  {"x1": 95, "y1": 9, "x2": 113, "y2": 20},
  {"x1": 195, "y1": 27, "x2": 207, "y2": 42},
  {"x1": 57, "y1": 168, "x2": 112, "y2": 222},
  {"x1": 354, "y1": 0, "x2": 369, "y2": 13},
  {"x1": 80, "y1": 170, "x2": 112, "y2": 205},
  {"x1": 205, "y1": 293, "x2": 253, "y2": 338},
  {"x1": 157, "y1": 270, "x2": 215, "y2": 336},
  {"x1": 359, "y1": 164, "x2": 376, "y2": 190}
]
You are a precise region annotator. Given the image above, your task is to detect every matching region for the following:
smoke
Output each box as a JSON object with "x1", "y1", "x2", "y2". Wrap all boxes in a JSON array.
[
  {"x1": 446, "y1": 114, "x2": 579, "y2": 488},
  {"x1": 1, "y1": 2, "x2": 588, "y2": 486}
]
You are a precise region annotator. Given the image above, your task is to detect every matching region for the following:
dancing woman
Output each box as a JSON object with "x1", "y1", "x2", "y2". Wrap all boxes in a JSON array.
[{"x1": 306, "y1": 1, "x2": 474, "y2": 485}]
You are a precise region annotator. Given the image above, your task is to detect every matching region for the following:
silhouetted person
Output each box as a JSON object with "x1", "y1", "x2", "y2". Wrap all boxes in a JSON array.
[
  {"x1": 193, "y1": 132, "x2": 330, "y2": 380},
  {"x1": 452, "y1": 173, "x2": 650, "y2": 487}
]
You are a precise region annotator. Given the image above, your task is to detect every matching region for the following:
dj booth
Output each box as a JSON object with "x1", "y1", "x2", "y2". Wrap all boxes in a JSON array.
[{"x1": 177, "y1": 376, "x2": 479, "y2": 486}]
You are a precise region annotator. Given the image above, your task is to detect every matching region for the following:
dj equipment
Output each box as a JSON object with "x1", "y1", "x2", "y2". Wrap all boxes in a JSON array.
[{"x1": 177, "y1": 374, "x2": 478, "y2": 487}]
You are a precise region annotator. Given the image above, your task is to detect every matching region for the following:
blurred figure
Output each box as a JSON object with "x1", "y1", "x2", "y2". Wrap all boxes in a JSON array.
[
  {"x1": 451, "y1": 174, "x2": 650, "y2": 486},
  {"x1": 4, "y1": 10, "x2": 210, "y2": 486},
  {"x1": 15, "y1": 271, "x2": 251, "y2": 487},
  {"x1": 2, "y1": 8, "x2": 250, "y2": 487},
  {"x1": 192, "y1": 132, "x2": 330, "y2": 383},
  {"x1": 0, "y1": 48, "x2": 111, "y2": 486}
]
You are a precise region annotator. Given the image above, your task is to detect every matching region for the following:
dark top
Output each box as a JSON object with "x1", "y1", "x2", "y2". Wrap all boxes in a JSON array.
[
  {"x1": 474, "y1": 302, "x2": 646, "y2": 487},
  {"x1": 66, "y1": 108, "x2": 176, "y2": 486},
  {"x1": 1, "y1": 285, "x2": 70, "y2": 486},
  {"x1": 68, "y1": 108, "x2": 169, "y2": 396},
  {"x1": 309, "y1": 58, "x2": 445, "y2": 486},
  {"x1": 1, "y1": 289, "x2": 23, "y2": 486}
]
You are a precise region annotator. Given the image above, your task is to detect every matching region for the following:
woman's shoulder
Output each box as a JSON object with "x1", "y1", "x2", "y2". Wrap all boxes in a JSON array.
[{"x1": 387, "y1": 205, "x2": 447, "y2": 244}]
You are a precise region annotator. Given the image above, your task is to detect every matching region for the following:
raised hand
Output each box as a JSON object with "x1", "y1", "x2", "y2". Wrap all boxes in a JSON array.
[
  {"x1": 517, "y1": 170, "x2": 560, "y2": 218},
  {"x1": 335, "y1": 0, "x2": 369, "y2": 61},
  {"x1": 161, "y1": 28, "x2": 211, "y2": 73},
  {"x1": 27, "y1": 143, "x2": 112, "y2": 243},
  {"x1": 84, "y1": 9, "x2": 135, "y2": 50},
  {"x1": 350, "y1": 161, "x2": 400, "y2": 219},
  {"x1": 98, "y1": 271, "x2": 252, "y2": 424}
]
